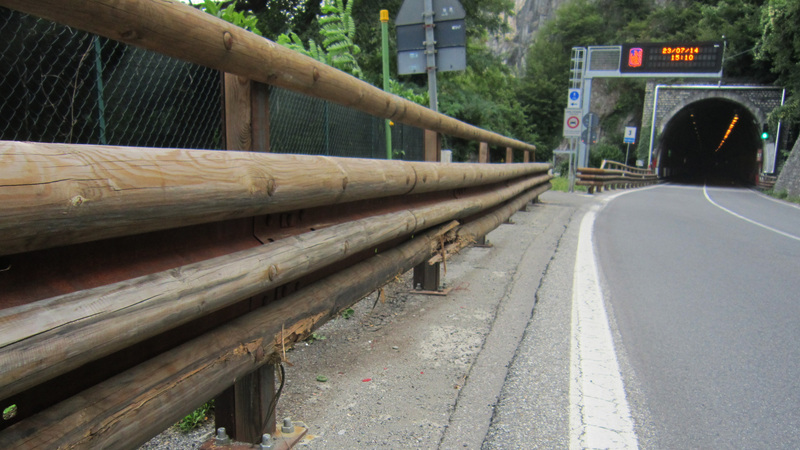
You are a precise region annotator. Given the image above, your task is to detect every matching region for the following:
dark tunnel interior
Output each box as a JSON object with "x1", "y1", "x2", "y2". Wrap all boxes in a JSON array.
[{"x1": 656, "y1": 98, "x2": 763, "y2": 186}]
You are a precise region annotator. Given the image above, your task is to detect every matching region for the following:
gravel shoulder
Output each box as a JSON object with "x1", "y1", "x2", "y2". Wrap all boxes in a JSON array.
[{"x1": 141, "y1": 191, "x2": 589, "y2": 449}]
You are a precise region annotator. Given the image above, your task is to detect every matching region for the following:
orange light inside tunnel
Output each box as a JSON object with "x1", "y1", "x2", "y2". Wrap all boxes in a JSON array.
[{"x1": 715, "y1": 114, "x2": 739, "y2": 152}]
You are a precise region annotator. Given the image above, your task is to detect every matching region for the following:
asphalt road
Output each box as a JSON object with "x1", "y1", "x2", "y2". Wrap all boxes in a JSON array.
[
  {"x1": 141, "y1": 187, "x2": 800, "y2": 449},
  {"x1": 594, "y1": 184, "x2": 800, "y2": 448}
]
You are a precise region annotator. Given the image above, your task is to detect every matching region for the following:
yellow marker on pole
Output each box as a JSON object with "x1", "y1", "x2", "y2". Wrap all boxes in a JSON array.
[{"x1": 381, "y1": 9, "x2": 392, "y2": 159}]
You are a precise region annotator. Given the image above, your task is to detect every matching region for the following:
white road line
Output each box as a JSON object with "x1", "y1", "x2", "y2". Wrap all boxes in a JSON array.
[
  {"x1": 703, "y1": 185, "x2": 800, "y2": 243},
  {"x1": 570, "y1": 195, "x2": 638, "y2": 450}
]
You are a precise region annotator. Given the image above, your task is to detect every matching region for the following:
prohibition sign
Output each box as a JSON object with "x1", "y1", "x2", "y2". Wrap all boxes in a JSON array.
[{"x1": 567, "y1": 115, "x2": 580, "y2": 129}]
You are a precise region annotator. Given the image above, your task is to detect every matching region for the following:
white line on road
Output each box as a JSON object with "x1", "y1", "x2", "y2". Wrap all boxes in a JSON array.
[
  {"x1": 703, "y1": 185, "x2": 800, "y2": 243},
  {"x1": 570, "y1": 192, "x2": 639, "y2": 450}
]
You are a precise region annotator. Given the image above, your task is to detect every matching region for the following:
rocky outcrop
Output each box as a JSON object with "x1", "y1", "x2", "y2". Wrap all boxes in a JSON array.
[
  {"x1": 775, "y1": 137, "x2": 800, "y2": 196},
  {"x1": 489, "y1": 0, "x2": 570, "y2": 73}
]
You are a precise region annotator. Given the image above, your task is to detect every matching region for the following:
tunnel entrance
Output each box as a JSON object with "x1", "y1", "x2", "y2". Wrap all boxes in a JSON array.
[{"x1": 656, "y1": 98, "x2": 762, "y2": 186}]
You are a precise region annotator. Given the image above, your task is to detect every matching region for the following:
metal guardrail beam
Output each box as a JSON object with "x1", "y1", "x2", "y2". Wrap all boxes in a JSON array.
[{"x1": 576, "y1": 160, "x2": 658, "y2": 193}]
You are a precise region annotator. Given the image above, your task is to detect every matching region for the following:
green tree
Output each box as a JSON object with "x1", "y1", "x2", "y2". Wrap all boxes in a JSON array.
[
  {"x1": 196, "y1": 0, "x2": 262, "y2": 35},
  {"x1": 757, "y1": 0, "x2": 800, "y2": 127}
]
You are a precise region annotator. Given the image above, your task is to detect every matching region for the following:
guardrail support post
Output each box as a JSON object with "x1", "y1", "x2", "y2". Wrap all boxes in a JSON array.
[
  {"x1": 216, "y1": 363, "x2": 277, "y2": 443},
  {"x1": 505, "y1": 147, "x2": 513, "y2": 163},
  {"x1": 476, "y1": 142, "x2": 490, "y2": 246},
  {"x1": 479, "y1": 142, "x2": 489, "y2": 164},
  {"x1": 524, "y1": 150, "x2": 530, "y2": 163},
  {"x1": 223, "y1": 73, "x2": 270, "y2": 152},
  {"x1": 217, "y1": 73, "x2": 276, "y2": 442},
  {"x1": 413, "y1": 130, "x2": 443, "y2": 292}
]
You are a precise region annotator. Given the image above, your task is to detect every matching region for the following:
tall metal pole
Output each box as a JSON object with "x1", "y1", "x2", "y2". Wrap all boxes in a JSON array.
[
  {"x1": 423, "y1": 0, "x2": 438, "y2": 112},
  {"x1": 380, "y1": 10, "x2": 393, "y2": 159}
]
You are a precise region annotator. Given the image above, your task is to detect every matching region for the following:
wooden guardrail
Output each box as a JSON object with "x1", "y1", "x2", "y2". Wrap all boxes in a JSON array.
[
  {"x1": 576, "y1": 160, "x2": 658, "y2": 194},
  {"x1": 0, "y1": 1, "x2": 548, "y2": 448}
]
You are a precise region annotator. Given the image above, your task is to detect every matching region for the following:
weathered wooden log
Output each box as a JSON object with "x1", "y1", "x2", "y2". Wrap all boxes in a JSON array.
[
  {"x1": 428, "y1": 182, "x2": 552, "y2": 264},
  {"x1": 0, "y1": 221, "x2": 460, "y2": 449},
  {"x1": 0, "y1": 141, "x2": 549, "y2": 256},
  {"x1": 0, "y1": 0, "x2": 535, "y2": 153},
  {"x1": 0, "y1": 172, "x2": 551, "y2": 399}
]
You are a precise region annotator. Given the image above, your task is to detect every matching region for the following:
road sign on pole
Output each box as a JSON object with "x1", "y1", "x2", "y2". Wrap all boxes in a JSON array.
[
  {"x1": 624, "y1": 126, "x2": 637, "y2": 144},
  {"x1": 568, "y1": 88, "x2": 581, "y2": 108},
  {"x1": 563, "y1": 108, "x2": 582, "y2": 137}
]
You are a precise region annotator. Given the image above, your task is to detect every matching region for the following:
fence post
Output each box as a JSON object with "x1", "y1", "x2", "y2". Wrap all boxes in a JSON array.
[
  {"x1": 217, "y1": 73, "x2": 276, "y2": 442},
  {"x1": 476, "y1": 142, "x2": 490, "y2": 245},
  {"x1": 413, "y1": 130, "x2": 442, "y2": 292},
  {"x1": 506, "y1": 147, "x2": 513, "y2": 164},
  {"x1": 479, "y1": 142, "x2": 489, "y2": 163},
  {"x1": 524, "y1": 150, "x2": 530, "y2": 163}
]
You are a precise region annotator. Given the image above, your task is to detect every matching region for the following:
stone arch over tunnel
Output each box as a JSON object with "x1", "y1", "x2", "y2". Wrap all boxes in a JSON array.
[{"x1": 655, "y1": 97, "x2": 764, "y2": 185}]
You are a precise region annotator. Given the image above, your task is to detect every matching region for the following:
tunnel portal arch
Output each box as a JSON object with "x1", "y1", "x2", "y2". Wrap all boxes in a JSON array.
[{"x1": 642, "y1": 84, "x2": 784, "y2": 185}]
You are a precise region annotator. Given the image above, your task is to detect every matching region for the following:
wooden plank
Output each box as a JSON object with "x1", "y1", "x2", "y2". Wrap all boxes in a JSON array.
[
  {"x1": 0, "y1": 142, "x2": 548, "y2": 256},
  {"x1": 224, "y1": 73, "x2": 253, "y2": 152},
  {"x1": 424, "y1": 129, "x2": 440, "y2": 162},
  {"x1": 506, "y1": 147, "x2": 513, "y2": 164},
  {"x1": 0, "y1": 0, "x2": 535, "y2": 154},
  {"x1": 251, "y1": 82, "x2": 271, "y2": 153}
]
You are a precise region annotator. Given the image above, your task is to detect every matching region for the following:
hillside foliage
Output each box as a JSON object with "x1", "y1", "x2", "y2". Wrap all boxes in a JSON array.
[{"x1": 200, "y1": 0, "x2": 797, "y2": 164}]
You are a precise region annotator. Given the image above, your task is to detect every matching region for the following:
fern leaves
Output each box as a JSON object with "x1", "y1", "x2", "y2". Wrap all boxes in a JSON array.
[{"x1": 276, "y1": 0, "x2": 363, "y2": 79}]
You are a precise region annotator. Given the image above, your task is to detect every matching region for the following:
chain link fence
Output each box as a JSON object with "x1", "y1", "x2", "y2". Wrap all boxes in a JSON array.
[{"x1": 0, "y1": 7, "x2": 424, "y2": 160}]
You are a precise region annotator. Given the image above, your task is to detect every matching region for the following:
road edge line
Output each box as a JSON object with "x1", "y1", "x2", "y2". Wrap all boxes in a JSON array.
[{"x1": 569, "y1": 199, "x2": 639, "y2": 449}]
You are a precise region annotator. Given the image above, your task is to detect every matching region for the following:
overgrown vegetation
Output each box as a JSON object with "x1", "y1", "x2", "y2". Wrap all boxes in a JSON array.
[
  {"x1": 767, "y1": 189, "x2": 800, "y2": 204},
  {"x1": 195, "y1": 0, "x2": 797, "y2": 165},
  {"x1": 178, "y1": 400, "x2": 214, "y2": 432}
]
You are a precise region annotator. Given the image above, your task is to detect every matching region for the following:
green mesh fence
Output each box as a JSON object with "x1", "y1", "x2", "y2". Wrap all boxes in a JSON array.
[
  {"x1": 270, "y1": 87, "x2": 423, "y2": 160},
  {"x1": 0, "y1": 7, "x2": 222, "y2": 149},
  {"x1": 0, "y1": 7, "x2": 424, "y2": 160}
]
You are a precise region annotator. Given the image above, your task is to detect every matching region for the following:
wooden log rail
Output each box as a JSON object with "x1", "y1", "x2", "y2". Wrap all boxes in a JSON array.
[
  {"x1": 0, "y1": 1, "x2": 547, "y2": 446},
  {"x1": 0, "y1": 142, "x2": 542, "y2": 256},
  {"x1": 576, "y1": 159, "x2": 658, "y2": 194},
  {"x1": 0, "y1": 0, "x2": 534, "y2": 159},
  {"x1": 0, "y1": 141, "x2": 552, "y2": 447}
]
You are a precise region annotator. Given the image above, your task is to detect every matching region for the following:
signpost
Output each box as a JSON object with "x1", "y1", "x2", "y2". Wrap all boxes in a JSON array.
[
  {"x1": 396, "y1": 0, "x2": 466, "y2": 112},
  {"x1": 562, "y1": 108, "x2": 582, "y2": 137},
  {"x1": 568, "y1": 88, "x2": 581, "y2": 108},
  {"x1": 623, "y1": 126, "x2": 637, "y2": 164}
]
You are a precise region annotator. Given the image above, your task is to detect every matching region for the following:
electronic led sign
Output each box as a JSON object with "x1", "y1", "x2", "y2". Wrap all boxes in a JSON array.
[{"x1": 619, "y1": 42, "x2": 723, "y2": 74}]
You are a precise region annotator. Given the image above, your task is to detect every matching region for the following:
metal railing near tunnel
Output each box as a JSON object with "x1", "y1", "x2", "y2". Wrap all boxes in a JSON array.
[
  {"x1": 576, "y1": 160, "x2": 659, "y2": 193},
  {"x1": 0, "y1": 0, "x2": 546, "y2": 448}
]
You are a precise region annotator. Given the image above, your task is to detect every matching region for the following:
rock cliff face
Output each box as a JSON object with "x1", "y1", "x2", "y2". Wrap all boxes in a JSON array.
[
  {"x1": 775, "y1": 137, "x2": 800, "y2": 196},
  {"x1": 489, "y1": 0, "x2": 570, "y2": 73}
]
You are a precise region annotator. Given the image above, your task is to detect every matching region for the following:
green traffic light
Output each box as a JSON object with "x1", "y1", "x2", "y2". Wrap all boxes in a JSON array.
[{"x1": 761, "y1": 131, "x2": 769, "y2": 139}]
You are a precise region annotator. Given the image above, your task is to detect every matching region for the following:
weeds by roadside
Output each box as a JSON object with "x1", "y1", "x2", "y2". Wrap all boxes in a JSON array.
[
  {"x1": 178, "y1": 400, "x2": 214, "y2": 432},
  {"x1": 766, "y1": 189, "x2": 800, "y2": 204},
  {"x1": 550, "y1": 176, "x2": 587, "y2": 193}
]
